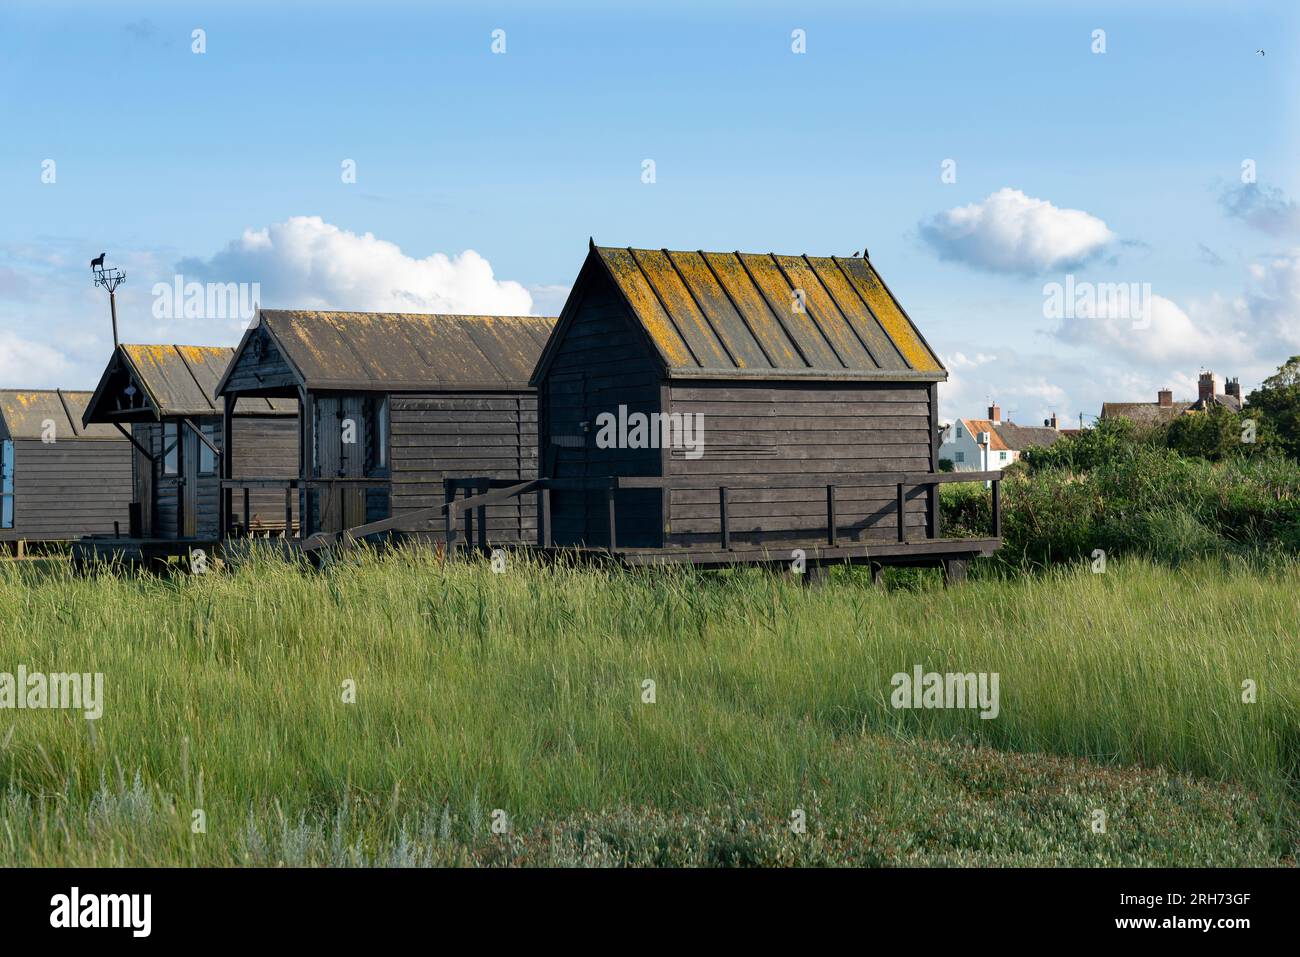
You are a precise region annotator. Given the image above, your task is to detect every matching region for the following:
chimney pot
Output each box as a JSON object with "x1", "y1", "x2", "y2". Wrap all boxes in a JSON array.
[
  {"x1": 1225, "y1": 377, "x2": 1241, "y2": 401},
  {"x1": 988, "y1": 403, "x2": 1001, "y2": 423},
  {"x1": 1157, "y1": 388, "x2": 1173, "y2": 408}
]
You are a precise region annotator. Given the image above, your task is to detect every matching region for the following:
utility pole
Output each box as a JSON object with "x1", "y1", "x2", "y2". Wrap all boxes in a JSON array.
[{"x1": 91, "y1": 252, "x2": 126, "y2": 348}]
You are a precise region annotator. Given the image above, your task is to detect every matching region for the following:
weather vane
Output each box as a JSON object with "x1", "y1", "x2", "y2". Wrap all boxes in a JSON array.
[{"x1": 91, "y1": 251, "x2": 126, "y2": 349}]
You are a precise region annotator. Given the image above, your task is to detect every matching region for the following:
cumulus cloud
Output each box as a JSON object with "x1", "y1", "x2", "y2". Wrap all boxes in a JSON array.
[
  {"x1": 1219, "y1": 183, "x2": 1300, "y2": 236},
  {"x1": 177, "y1": 216, "x2": 536, "y2": 316},
  {"x1": 919, "y1": 188, "x2": 1116, "y2": 275},
  {"x1": 0, "y1": 330, "x2": 71, "y2": 384},
  {"x1": 1242, "y1": 250, "x2": 1300, "y2": 352},
  {"x1": 1053, "y1": 290, "x2": 1247, "y2": 365},
  {"x1": 940, "y1": 349, "x2": 1079, "y2": 426}
]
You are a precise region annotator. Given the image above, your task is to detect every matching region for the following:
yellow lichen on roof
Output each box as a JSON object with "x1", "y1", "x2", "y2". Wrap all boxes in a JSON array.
[
  {"x1": 599, "y1": 249, "x2": 694, "y2": 367},
  {"x1": 851, "y1": 263, "x2": 941, "y2": 372}
]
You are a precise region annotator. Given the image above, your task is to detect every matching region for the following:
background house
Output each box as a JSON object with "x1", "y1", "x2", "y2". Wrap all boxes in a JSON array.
[
  {"x1": 940, "y1": 405, "x2": 1065, "y2": 471},
  {"x1": 1101, "y1": 372, "x2": 1241, "y2": 425}
]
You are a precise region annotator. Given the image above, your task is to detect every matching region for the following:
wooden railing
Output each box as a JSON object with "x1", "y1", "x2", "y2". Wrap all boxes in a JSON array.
[
  {"x1": 220, "y1": 477, "x2": 391, "y2": 538},
  {"x1": 443, "y1": 470, "x2": 1003, "y2": 555}
]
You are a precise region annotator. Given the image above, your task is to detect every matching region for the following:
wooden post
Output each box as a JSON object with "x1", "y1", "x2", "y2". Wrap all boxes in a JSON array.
[
  {"x1": 462, "y1": 486, "x2": 473, "y2": 549},
  {"x1": 896, "y1": 482, "x2": 906, "y2": 543},
  {"x1": 243, "y1": 487, "x2": 251, "y2": 535},
  {"x1": 992, "y1": 479, "x2": 1002, "y2": 539},
  {"x1": 539, "y1": 485, "x2": 551, "y2": 547},
  {"x1": 444, "y1": 481, "x2": 458, "y2": 555},
  {"x1": 826, "y1": 484, "x2": 837, "y2": 546},
  {"x1": 719, "y1": 486, "x2": 730, "y2": 550},
  {"x1": 477, "y1": 479, "x2": 488, "y2": 550},
  {"x1": 222, "y1": 394, "x2": 234, "y2": 540},
  {"x1": 285, "y1": 485, "x2": 293, "y2": 539},
  {"x1": 606, "y1": 482, "x2": 617, "y2": 554},
  {"x1": 943, "y1": 558, "x2": 969, "y2": 587},
  {"x1": 301, "y1": 391, "x2": 315, "y2": 539}
]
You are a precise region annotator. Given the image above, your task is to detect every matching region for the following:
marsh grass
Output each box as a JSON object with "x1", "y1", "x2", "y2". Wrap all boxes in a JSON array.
[{"x1": 0, "y1": 547, "x2": 1295, "y2": 866}]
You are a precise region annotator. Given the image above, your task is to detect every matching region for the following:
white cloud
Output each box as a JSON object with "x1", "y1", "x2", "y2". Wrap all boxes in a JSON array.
[
  {"x1": 1053, "y1": 291, "x2": 1246, "y2": 365},
  {"x1": 177, "y1": 216, "x2": 536, "y2": 316},
  {"x1": 1242, "y1": 250, "x2": 1300, "y2": 353},
  {"x1": 0, "y1": 330, "x2": 71, "y2": 384},
  {"x1": 920, "y1": 188, "x2": 1116, "y2": 275}
]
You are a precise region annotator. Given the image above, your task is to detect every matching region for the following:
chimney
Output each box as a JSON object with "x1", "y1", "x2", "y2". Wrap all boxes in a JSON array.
[
  {"x1": 1157, "y1": 388, "x2": 1173, "y2": 408},
  {"x1": 1198, "y1": 371, "x2": 1217, "y2": 403},
  {"x1": 1225, "y1": 377, "x2": 1241, "y2": 401},
  {"x1": 1043, "y1": 412, "x2": 1059, "y2": 429},
  {"x1": 988, "y1": 403, "x2": 1001, "y2": 423}
]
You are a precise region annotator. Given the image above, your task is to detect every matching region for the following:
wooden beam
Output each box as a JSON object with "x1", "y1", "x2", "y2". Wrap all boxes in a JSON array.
[
  {"x1": 182, "y1": 417, "x2": 222, "y2": 457},
  {"x1": 111, "y1": 422, "x2": 155, "y2": 462}
]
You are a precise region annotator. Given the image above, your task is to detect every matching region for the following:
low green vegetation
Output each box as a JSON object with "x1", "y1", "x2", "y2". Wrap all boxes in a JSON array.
[
  {"x1": 0, "y1": 550, "x2": 1294, "y2": 866},
  {"x1": 943, "y1": 419, "x2": 1300, "y2": 568}
]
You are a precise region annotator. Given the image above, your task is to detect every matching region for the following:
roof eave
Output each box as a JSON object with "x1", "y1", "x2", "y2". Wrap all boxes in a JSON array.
[{"x1": 663, "y1": 367, "x2": 947, "y2": 383}]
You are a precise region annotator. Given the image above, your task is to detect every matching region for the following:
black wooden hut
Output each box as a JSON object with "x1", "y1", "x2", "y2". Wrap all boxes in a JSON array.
[
  {"x1": 80, "y1": 344, "x2": 298, "y2": 551},
  {"x1": 0, "y1": 389, "x2": 132, "y2": 550},
  {"x1": 215, "y1": 310, "x2": 555, "y2": 543},
  {"x1": 511, "y1": 243, "x2": 1001, "y2": 577}
]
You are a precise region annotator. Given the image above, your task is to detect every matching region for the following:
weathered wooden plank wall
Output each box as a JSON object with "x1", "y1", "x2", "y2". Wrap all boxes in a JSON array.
[
  {"x1": 664, "y1": 380, "x2": 933, "y2": 547},
  {"x1": 390, "y1": 393, "x2": 537, "y2": 541},
  {"x1": 539, "y1": 273, "x2": 662, "y2": 548},
  {"x1": 6, "y1": 439, "x2": 132, "y2": 540},
  {"x1": 232, "y1": 415, "x2": 300, "y2": 530}
]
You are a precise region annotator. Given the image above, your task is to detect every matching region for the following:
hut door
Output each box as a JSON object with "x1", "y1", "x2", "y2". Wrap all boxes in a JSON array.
[
  {"x1": 315, "y1": 396, "x2": 367, "y2": 532},
  {"x1": 180, "y1": 425, "x2": 200, "y2": 538}
]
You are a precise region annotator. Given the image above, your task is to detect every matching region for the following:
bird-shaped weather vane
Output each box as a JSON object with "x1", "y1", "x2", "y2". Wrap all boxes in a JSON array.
[{"x1": 90, "y1": 252, "x2": 126, "y2": 349}]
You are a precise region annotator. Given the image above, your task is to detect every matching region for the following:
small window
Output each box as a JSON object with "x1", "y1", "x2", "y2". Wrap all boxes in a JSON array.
[
  {"x1": 955, "y1": 451, "x2": 965, "y2": 463},
  {"x1": 163, "y1": 422, "x2": 179, "y2": 476},
  {"x1": 999, "y1": 451, "x2": 1008, "y2": 461},
  {"x1": 199, "y1": 433, "x2": 216, "y2": 476},
  {"x1": 956, "y1": 426, "x2": 963, "y2": 438}
]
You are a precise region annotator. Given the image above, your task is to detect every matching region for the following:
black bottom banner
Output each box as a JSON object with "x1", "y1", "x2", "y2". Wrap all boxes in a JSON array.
[{"x1": 0, "y1": 866, "x2": 1290, "y2": 944}]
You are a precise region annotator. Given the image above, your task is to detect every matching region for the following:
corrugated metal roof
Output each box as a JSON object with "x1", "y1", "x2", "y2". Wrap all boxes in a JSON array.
[
  {"x1": 237, "y1": 310, "x2": 556, "y2": 392},
  {"x1": 586, "y1": 245, "x2": 944, "y2": 380},
  {"x1": 0, "y1": 390, "x2": 124, "y2": 440},
  {"x1": 84, "y1": 345, "x2": 294, "y2": 423}
]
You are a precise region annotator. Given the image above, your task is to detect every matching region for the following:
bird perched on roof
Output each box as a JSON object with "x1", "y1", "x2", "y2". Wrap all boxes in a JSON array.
[{"x1": 90, "y1": 252, "x2": 105, "y2": 270}]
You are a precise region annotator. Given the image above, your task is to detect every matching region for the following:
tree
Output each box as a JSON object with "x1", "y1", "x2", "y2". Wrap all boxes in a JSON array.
[
  {"x1": 1163, "y1": 405, "x2": 1261, "y2": 461},
  {"x1": 1245, "y1": 356, "x2": 1300, "y2": 459}
]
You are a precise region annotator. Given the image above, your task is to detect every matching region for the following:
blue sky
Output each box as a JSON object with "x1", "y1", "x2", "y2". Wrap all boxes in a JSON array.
[{"x1": 1, "y1": 0, "x2": 1296, "y2": 424}]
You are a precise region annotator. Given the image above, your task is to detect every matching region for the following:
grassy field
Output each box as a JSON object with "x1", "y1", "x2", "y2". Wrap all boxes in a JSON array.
[{"x1": 0, "y1": 549, "x2": 1295, "y2": 866}]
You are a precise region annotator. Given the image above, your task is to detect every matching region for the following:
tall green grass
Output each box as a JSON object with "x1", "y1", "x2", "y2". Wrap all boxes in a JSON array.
[{"x1": 0, "y1": 549, "x2": 1294, "y2": 866}]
